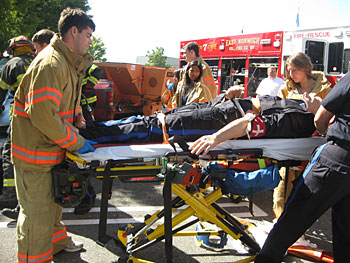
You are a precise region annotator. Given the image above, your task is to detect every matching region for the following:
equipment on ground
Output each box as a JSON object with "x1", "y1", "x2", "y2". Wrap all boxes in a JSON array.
[{"x1": 93, "y1": 63, "x2": 173, "y2": 121}]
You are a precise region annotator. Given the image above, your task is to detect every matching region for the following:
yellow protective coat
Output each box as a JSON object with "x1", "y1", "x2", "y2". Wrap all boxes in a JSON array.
[
  {"x1": 197, "y1": 56, "x2": 218, "y2": 98},
  {"x1": 169, "y1": 80, "x2": 213, "y2": 109},
  {"x1": 180, "y1": 56, "x2": 218, "y2": 99},
  {"x1": 11, "y1": 35, "x2": 92, "y2": 171},
  {"x1": 278, "y1": 71, "x2": 331, "y2": 100}
]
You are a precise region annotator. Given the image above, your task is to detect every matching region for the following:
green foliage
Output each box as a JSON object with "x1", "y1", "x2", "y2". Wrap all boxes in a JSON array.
[
  {"x1": 0, "y1": 0, "x2": 90, "y2": 55},
  {"x1": 146, "y1": 47, "x2": 172, "y2": 69},
  {"x1": 88, "y1": 36, "x2": 107, "y2": 62}
]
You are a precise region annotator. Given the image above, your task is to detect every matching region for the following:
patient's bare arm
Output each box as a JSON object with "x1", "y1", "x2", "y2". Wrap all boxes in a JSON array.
[
  {"x1": 189, "y1": 115, "x2": 252, "y2": 155},
  {"x1": 314, "y1": 105, "x2": 334, "y2": 135},
  {"x1": 225, "y1": 86, "x2": 244, "y2": 99}
]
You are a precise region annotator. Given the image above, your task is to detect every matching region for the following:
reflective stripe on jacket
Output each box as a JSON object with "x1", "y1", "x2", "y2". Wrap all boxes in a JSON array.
[
  {"x1": 0, "y1": 54, "x2": 34, "y2": 107},
  {"x1": 11, "y1": 35, "x2": 92, "y2": 170},
  {"x1": 81, "y1": 64, "x2": 102, "y2": 106}
]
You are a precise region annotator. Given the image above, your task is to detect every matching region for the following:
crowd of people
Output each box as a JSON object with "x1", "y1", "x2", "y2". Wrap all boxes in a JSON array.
[{"x1": 0, "y1": 7, "x2": 349, "y2": 263}]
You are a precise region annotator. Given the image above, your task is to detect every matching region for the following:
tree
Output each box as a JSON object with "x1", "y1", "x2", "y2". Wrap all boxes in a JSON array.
[
  {"x1": 0, "y1": 0, "x2": 90, "y2": 54},
  {"x1": 88, "y1": 36, "x2": 107, "y2": 62},
  {"x1": 145, "y1": 47, "x2": 171, "y2": 69}
]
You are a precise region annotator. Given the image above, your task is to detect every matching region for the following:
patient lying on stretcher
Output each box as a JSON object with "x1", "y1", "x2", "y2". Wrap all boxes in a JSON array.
[{"x1": 79, "y1": 87, "x2": 321, "y2": 146}]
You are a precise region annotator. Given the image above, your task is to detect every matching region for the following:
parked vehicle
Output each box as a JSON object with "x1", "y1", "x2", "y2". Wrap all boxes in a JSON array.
[{"x1": 180, "y1": 25, "x2": 350, "y2": 97}]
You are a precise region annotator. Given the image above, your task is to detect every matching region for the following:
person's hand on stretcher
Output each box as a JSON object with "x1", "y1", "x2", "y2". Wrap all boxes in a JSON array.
[
  {"x1": 63, "y1": 115, "x2": 97, "y2": 154},
  {"x1": 189, "y1": 113, "x2": 255, "y2": 155},
  {"x1": 215, "y1": 86, "x2": 244, "y2": 107}
]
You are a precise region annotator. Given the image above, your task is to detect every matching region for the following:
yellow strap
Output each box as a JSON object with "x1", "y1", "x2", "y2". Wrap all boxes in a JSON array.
[{"x1": 257, "y1": 158, "x2": 266, "y2": 168}]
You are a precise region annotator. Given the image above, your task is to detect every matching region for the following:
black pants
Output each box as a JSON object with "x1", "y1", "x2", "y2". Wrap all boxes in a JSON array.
[
  {"x1": 1, "y1": 125, "x2": 14, "y2": 194},
  {"x1": 255, "y1": 142, "x2": 350, "y2": 263},
  {"x1": 80, "y1": 95, "x2": 315, "y2": 143}
]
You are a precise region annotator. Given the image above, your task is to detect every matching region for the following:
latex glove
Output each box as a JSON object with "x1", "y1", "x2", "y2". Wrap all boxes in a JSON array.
[{"x1": 77, "y1": 139, "x2": 97, "y2": 154}]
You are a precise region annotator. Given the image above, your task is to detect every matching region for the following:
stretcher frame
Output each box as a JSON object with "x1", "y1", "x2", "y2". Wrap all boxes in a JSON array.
[{"x1": 71, "y1": 142, "x2": 306, "y2": 263}]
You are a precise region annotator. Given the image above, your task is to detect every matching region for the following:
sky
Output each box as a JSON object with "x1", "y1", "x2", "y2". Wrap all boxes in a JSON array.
[{"x1": 87, "y1": 0, "x2": 350, "y2": 63}]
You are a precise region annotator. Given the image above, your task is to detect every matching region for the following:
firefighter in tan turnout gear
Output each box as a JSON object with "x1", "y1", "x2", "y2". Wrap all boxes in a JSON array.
[{"x1": 11, "y1": 8, "x2": 96, "y2": 262}]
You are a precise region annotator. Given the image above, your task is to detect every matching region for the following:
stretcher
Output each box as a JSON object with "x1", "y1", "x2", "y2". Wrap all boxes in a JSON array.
[{"x1": 71, "y1": 136, "x2": 326, "y2": 263}]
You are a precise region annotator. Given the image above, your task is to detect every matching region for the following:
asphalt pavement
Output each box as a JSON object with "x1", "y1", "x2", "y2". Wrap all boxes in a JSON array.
[{"x1": 0, "y1": 177, "x2": 333, "y2": 263}]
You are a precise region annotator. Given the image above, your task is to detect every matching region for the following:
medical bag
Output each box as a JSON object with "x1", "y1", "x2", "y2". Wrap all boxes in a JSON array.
[
  {"x1": 52, "y1": 160, "x2": 96, "y2": 208},
  {"x1": 204, "y1": 158, "x2": 281, "y2": 196}
]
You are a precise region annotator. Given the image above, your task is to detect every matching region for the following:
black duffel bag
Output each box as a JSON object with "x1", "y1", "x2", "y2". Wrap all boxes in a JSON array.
[{"x1": 52, "y1": 161, "x2": 95, "y2": 208}]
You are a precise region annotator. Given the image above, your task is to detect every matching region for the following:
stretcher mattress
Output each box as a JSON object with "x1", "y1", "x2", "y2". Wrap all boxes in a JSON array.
[{"x1": 78, "y1": 137, "x2": 326, "y2": 163}]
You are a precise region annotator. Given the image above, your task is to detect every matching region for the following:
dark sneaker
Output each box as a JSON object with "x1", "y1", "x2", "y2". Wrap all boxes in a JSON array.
[
  {"x1": 64, "y1": 240, "x2": 83, "y2": 253},
  {"x1": 1, "y1": 206, "x2": 19, "y2": 220}
]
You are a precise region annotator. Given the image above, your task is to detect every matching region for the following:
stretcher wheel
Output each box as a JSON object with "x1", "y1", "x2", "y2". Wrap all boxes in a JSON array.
[
  {"x1": 229, "y1": 194, "x2": 243, "y2": 203},
  {"x1": 117, "y1": 256, "x2": 129, "y2": 263},
  {"x1": 239, "y1": 232, "x2": 261, "y2": 253},
  {"x1": 211, "y1": 202, "x2": 260, "y2": 253}
]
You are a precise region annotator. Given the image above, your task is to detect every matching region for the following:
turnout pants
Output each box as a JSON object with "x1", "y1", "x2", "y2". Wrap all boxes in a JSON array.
[
  {"x1": 15, "y1": 166, "x2": 71, "y2": 262},
  {"x1": 273, "y1": 168, "x2": 300, "y2": 218},
  {"x1": 255, "y1": 142, "x2": 350, "y2": 263},
  {"x1": 2, "y1": 126, "x2": 15, "y2": 194}
]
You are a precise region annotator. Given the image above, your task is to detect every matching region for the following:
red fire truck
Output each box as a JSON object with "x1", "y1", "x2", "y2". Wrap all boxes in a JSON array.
[{"x1": 180, "y1": 25, "x2": 350, "y2": 97}]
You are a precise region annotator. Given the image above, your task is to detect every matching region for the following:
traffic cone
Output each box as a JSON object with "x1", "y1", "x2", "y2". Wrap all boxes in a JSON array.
[{"x1": 287, "y1": 245, "x2": 334, "y2": 263}]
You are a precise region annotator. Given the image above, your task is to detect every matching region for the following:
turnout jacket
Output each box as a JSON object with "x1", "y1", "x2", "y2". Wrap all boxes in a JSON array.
[
  {"x1": 278, "y1": 72, "x2": 331, "y2": 100},
  {"x1": 197, "y1": 56, "x2": 217, "y2": 98},
  {"x1": 0, "y1": 54, "x2": 34, "y2": 107},
  {"x1": 81, "y1": 64, "x2": 102, "y2": 106},
  {"x1": 81, "y1": 64, "x2": 102, "y2": 124},
  {"x1": 80, "y1": 94, "x2": 316, "y2": 144},
  {"x1": 169, "y1": 81, "x2": 213, "y2": 109},
  {"x1": 11, "y1": 35, "x2": 93, "y2": 171},
  {"x1": 180, "y1": 56, "x2": 217, "y2": 98}
]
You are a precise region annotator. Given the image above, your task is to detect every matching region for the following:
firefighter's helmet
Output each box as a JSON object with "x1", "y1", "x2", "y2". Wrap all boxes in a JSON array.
[{"x1": 7, "y1": 35, "x2": 34, "y2": 55}]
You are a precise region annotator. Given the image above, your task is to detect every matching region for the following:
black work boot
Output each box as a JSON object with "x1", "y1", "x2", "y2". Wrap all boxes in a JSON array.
[
  {"x1": 0, "y1": 189, "x2": 18, "y2": 209},
  {"x1": 1, "y1": 205, "x2": 19, "y2": 220}
]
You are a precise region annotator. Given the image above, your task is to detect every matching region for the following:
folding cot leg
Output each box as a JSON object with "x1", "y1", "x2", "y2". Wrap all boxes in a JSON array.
[
  {"x1": 97, "y1": 160, "x2": 123, "y2": 248},
  {"x1": 163, "y1": 166, "x2": 177, "y2": 263}
]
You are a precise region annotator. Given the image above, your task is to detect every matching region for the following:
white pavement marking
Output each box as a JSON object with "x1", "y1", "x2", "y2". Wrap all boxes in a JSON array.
[{"x1": 0, "y1": 202, "x2": 268, "y2": 228}]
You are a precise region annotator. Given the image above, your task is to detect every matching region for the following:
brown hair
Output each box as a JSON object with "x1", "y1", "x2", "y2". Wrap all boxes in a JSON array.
[
  {"x1": 184, "y1": 42, "x2": 200, "y2": 57},
  {"x1": 32, "y1": 29, "x2": 55, "y2": 45},
  {"x1": 285, "y1": 52, "x2": 313, "y2": 82},
  {"x1": 58, "y1": 7, "x2": 95, "y2": 37}
]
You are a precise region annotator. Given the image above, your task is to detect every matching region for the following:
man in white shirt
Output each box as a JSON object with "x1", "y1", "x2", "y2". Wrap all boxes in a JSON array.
[{"x1": 255, "y1": 66, "x2": 284, "y2": 97}]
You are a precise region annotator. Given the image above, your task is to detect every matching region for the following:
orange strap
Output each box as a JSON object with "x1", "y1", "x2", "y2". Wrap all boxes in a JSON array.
[{"x1": 157, "y1": 112, "x2": 169, "y2": 144}]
